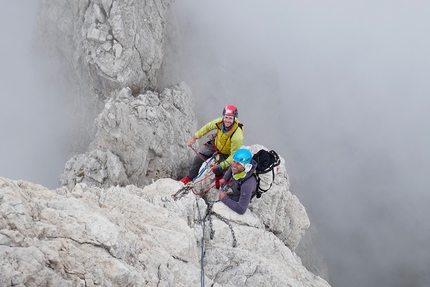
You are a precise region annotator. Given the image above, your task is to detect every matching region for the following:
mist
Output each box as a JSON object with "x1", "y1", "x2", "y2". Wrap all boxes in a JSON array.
[
  {"x1": 0, "y1": 2, "x2": 74, "y2": 189},
  {"x1": 2, "y1": 1, "x2": 430, "y2": 286},
  {"x1": 171, "y1": 1, "x2": 430, "y2": 286}
]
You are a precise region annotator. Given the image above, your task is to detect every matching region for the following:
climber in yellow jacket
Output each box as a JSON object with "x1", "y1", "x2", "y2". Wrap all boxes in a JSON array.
[{"x1": 180, "y1": 104, "x2": 244, "y2": 188}]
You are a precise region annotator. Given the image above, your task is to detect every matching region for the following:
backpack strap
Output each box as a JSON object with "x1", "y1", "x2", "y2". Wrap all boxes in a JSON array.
[
  {"x1": 256, "y1": 150, "x2": 280, "y2": 193},
  {"x1": 215, "y1": 120, "x2": 244, "y2": 139},
  {"x1": 238, "y1": 150, "x2": 280, "y2": 199},
  {"x1": 255, "y1": 170, "x2": 273, "y2": 193},
  {"x1": 237, "y1": 173, "x2": 259, "y2": 200}
]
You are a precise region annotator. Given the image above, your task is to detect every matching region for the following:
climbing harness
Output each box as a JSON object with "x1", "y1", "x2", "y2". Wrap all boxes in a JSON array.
[{"x1": 172, "y1": 148, "x2": 218, "y2": 200}]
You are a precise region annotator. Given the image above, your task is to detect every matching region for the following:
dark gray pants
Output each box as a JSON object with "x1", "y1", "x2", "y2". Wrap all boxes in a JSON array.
[{"x1": 187, "y1": 142, "x2": 228, "y2": 180}]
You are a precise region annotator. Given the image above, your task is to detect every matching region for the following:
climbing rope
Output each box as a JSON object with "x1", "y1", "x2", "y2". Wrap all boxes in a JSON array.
[
  {"x1": 196, "y1": 198, "x2": 206, "y2": 287},
  {"x1": 172, "y1": 151, "x2": 216, "y2": 200},
  {"x1": 195, "y1": 196, "x2": 238, "y2": 287},
  {"x1": 212, "y1": 212, "x2": 237, "y2": 248},
  {"x1": 190, "y1": 146, "x2": 208, "y2": 162},
  {"x1": 171, "y1": 181, "x2": 195, "y2": 200}
]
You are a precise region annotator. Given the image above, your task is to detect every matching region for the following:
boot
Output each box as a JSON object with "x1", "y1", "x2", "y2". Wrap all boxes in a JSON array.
[{"x1": 179, "y1": 176, "x2": 192, "y2": 184}]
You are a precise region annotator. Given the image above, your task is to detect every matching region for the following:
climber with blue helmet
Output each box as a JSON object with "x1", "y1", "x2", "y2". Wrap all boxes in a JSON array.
[
  {"x1": 180, "y1": 104, "x2": 244, "y2": 188},
  {"x1": 218, "y1": 148, "x2": 257, "y2": 214}
]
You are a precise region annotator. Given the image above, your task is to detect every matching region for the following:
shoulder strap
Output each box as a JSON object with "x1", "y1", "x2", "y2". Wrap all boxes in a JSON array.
[
  {"x1": 237, "y1": 173, "x2": 260, "y2": 199},
  {"x1": 216, "y1": 121, "x2": 244, "y2": 139},
  {"x1": 237, "y1": 171, "x2": 257, "y2": 190},
  {"x1": 229, "y1": 122, "x2": 244, "y2": 140}
]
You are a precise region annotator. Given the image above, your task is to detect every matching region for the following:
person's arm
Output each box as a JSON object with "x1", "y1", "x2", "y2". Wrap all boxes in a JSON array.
[
  {"x1": 194, "y1": 118, "x2": 221, "y2": 139},
  {"x1": 221, "y1": 177, "x2": 255, "y2": 214},
  {"x1": 187, "y1": 136, "x2": 197, "y2": 147},
  {"x1": 219, "y1": 168, "x2": 232, "y2": 199}
]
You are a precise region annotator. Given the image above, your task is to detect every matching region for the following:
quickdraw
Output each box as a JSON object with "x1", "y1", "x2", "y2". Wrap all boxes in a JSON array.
[{"x1": 171, "y1": 182, "x2": 194, "y2": 200}]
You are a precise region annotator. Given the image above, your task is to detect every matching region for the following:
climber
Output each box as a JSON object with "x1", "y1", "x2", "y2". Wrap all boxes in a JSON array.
[
  {"x1": 180, "y1": 104, "x2": 244, "y2": 188},
  {"x1": 218, "y1": 148, "x2": 257, "y2": 214}
]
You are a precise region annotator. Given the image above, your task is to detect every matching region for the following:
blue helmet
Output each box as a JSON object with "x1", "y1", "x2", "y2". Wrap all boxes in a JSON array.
[{"x1": 233, "y1": 148, "x2": 252, "y2": 165}]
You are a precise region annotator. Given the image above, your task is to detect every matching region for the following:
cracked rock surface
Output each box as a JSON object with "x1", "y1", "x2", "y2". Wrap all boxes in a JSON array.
[
  {"x1": 0, "y1": 174, "x2": 329, "y2": 287},
  {"x1": 38, "y1": 0, "x2": 173, "y2": 97},
  {"x1": 59, "y1": 82, "x2": 196, "y2": 190}
]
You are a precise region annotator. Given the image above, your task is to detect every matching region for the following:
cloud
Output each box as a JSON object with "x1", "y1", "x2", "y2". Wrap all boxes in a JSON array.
[
  {"x1": 3, "y1": 1, "x2": 430, "y2": 285},
  {"x1": 170, "y1": 1, "x2": 430, "y2": 286},
  {"x1": 0, "y1": 2, "x2": 73, "y2": 189}
]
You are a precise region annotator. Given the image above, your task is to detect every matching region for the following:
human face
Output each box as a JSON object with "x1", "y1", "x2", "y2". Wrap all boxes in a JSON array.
[
  {"x1": 223, "y1": 116, "x2": 234, "y2": 129},
  {"x1": 231, "y1": 160, "x2": 244, "y2": 173}
]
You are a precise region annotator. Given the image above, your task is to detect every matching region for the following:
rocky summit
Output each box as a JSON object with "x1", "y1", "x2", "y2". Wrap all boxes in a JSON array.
[{"x1": 0, "y1": 159, "x2": 328, "y2": 286}]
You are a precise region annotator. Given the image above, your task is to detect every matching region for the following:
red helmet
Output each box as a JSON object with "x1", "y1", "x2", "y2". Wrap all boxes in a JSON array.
[{"x1": 222, "y1": 104, "x2": 238, "y2": 118}]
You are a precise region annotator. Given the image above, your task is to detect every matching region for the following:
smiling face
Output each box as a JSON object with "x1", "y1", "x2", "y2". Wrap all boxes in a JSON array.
[
  {"x1": 223, "y1": 116, "x2": 234, "y2": 129},
  {"x1": 231, "y1": 160, "x2": 244, "y2": 173}
]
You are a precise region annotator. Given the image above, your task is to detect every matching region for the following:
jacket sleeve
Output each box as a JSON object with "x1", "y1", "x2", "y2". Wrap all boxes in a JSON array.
[
  {"x1": 221, "y1": 176, "x2": 255, "y2": 215},
  {"x1": 194, "y1": 118, "x2": 221, "y2": 139},
  {"x1": 223, "y1": 167, "x2": 232, "y2": 181}
]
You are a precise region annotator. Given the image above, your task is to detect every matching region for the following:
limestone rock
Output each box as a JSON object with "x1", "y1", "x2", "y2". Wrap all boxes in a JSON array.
[
  {"x1": 38, "y1": 0, "x2": 174, "y2": 97},
  {"x1": 59, "y1": 82, "x2": 196, "y2": 190},
  {"x1": 35, "y1": 0, "x2": 330, "y2": 284},
  {"x1": 0, "y1": 176, "x2": 330, "y2": 287}
]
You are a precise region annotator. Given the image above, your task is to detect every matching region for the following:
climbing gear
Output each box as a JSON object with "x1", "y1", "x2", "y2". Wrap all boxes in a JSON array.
[
  {"x1": 215, "y1": 120, "x2": 243, "y2": 142},
  {"x1": 196, "y1": 198, "x2": 237, "y2": 287},
  {"x1": 173, "y1": 151, "x2": 217, "y2": 200},
  {"x1": 199, "y1": 199, "x2": 237, "y2": 248},
  {"x1": 222, "y1": 104, "x2": 238, "y2": 118},
  {"x1": 171, "y1": 182, "x2": 195, "y2": 200},
  {"x1": 238, "y1": 149, "x2": 281, "y2": 199},
  {"x1": 221, "y1": 184, "x2": 235, "y2": 196},
  {"x1": 233, "y1": 148, "x2": 252, "y2": 165},
  {"x1": 190, "y1": 146, "x2": 208, "y2": 162}
]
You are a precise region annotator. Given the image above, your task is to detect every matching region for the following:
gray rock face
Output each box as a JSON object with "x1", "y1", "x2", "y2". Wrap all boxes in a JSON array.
[
  {"x1": 0, "y1": 176, "x2": 330, "y2": 287},
  {"x1": 59, "y1": 82, "x2": 196, "y2": 190},
  {"x1": 38, "y1": 0, "x2": 173, "y2": 96},
  {"x1": 31, "y1": 0, "x2": 331, "y2": 285}
]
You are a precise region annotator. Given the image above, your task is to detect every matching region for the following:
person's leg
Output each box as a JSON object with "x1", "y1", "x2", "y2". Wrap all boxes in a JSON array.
[
  {"x1": 187, "y1": 155, "x2": 206, "y2": 179},
  {"x1": 187, "y1": 143, "x2": 215, "y2": 179}
]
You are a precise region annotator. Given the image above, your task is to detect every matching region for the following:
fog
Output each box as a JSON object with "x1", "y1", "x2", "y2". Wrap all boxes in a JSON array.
[
  {"x1": 2, "y1": 1, "x2": 430, "y2": 286},
  {"x1": 171, "y1": 1, "x2": 430, "y2": 286},
  {"x1": 0, "y1": 2, "x2": 75, "y2": 189}
]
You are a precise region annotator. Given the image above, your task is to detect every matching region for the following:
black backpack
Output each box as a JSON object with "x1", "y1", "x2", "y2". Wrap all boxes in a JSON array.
[{"x1": 239, "y1": 149, "x2": 281, "y2": 199}]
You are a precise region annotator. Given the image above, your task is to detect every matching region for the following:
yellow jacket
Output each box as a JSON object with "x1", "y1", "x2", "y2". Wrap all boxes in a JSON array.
[{"x1": 194, "y1": 117, "x2": 244, "y2": 170}]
